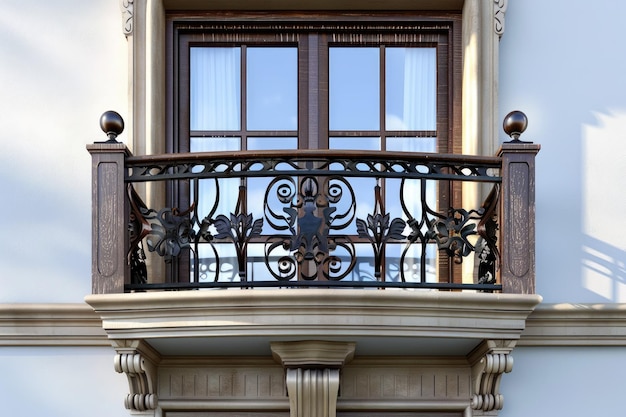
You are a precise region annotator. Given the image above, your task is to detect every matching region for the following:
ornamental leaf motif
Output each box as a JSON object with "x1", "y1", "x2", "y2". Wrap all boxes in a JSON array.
[
  {"x1": 357, "y1": 213, "x2": 406, "y2": 244},
  {"x1": 145, "y1": 208, "x2": 194, "y2": 263},
  {"x1": 430, "y1": 208, "x2": 479, "y2": 262}
]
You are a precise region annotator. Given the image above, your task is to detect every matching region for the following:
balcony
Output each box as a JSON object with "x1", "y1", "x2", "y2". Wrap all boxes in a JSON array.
[{"x1": 85, "y1": 111, "x2": 542, "y2": 415}]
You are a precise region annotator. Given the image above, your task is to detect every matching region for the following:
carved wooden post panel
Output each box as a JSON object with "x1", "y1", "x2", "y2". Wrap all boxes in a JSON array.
[
  {"x1": 498, "y1": 142, "x2": 540, "y2": 294},
  {"x1": 87, "y1": 142, "x2": 131, "y2": 294}
]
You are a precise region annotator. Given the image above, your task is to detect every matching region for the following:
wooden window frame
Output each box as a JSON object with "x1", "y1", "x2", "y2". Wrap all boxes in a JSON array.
[
  {"x1": 162, "y1": 13, "x2": 464, "y2": 283},
  {"x1": 167, "y1": 13, "x2": 462, "y2": 155}
]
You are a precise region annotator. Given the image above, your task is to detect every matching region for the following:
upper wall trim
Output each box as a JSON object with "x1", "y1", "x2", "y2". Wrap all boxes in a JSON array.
[
  {"x1": 0, "y1": 303, "x2": 109, "y2": 346},
  {"x1": 161, "y1": 0, "x2": 465, "y2": 11},
  {"x1": 519, "y1": 303, "x2": 626, "y2": 346}
]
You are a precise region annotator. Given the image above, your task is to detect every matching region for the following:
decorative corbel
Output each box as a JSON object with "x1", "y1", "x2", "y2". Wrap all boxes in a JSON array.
[
  {"x1": 113, "y1": 340, "x2": 160, "y2": 412},
  {"x1": 120, "y1": 0, "x2": 134, "y2": 36},
  {"x1": 271, "y1": 341, "x2": 356, "y2": 417},
  {"x1": 469, "y1": 340, "x2": 516, "y2": 414},
  {"x1": 494, "y1": 0, "x2": 508, "y2": 38}
]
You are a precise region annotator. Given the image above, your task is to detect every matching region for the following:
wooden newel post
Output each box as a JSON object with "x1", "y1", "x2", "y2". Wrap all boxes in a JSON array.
[
  {"x1": 87, "y1": 111, "x2": 132, "y2": 294},
  {"x1": 498, "y1": 111, "x2": 541, "y2": 294}
]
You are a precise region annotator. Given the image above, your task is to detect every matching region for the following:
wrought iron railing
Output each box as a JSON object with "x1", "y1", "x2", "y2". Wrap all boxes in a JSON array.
[{"x1": 88, "y1": 111, "x2": 539, "y2": 294}]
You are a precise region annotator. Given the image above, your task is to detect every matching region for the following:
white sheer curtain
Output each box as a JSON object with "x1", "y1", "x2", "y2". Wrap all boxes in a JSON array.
[
  {"x1": 189, "y1": 46, "x2": 241, "y2": 215},
  {"x1": 189, "y1": 48, "x2": 241, "y2": 281},
  {"x1": 390, "y1": 47, "x2": 437, "y2": 282},
  {"x1": 402, "y1": 47, "x2": 436, "y2": 133},
  {"x1": 190, "y1": 47, "x2": 240, "y2": 132}
]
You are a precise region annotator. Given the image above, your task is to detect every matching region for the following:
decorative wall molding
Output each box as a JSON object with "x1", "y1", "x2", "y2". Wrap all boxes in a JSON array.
[
  {"x1": 120, "y1": 0, "x2": 134, "y2": 36},
  {"x1": 494, "y1": 0, "x2": 507, "y2": 38},
  {"x1": 0, "y1": 303, "x2": 108, "y2": 346},
  {"x1": 158, "y1": 359, "x2": 286, "y2": 399},
  {"x1": 520, "y1": 303, "x2": 626, "y2": 346},
  {"x1": 341, "y1": 358, "x2": 471, "y2": 401},
  {"x1": 113, "y1": 339, "x2": 160, "y2": 412},
  {"x1": 4, "y1": 302, "x2": 626, "y2": 348},
  {"x1": 271, "y1": 340, "x2": 356, "y2": 368}
]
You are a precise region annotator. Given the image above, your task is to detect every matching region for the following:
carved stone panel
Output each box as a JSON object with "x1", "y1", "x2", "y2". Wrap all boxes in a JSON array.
[
  {"x1": 341, "y1": 362, "x2": 471, "y2": 401},
  {"x1": 159, "y1": 365, "x2": 286, "y2": 400}
]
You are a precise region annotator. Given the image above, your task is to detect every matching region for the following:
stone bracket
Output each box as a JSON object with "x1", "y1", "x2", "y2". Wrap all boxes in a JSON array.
[
  {"x1": 272, "y1": 341, "x2": 355, "y2": 417},
  {"x1": 469, "y1": 339, "x2": 516, "y2": 414},
  {"x1": 286, "y1": 368, "x2": 340, "y2": 417},
  {"x1": 113, "y1": 340, "x2": 159, "y2": 411}
]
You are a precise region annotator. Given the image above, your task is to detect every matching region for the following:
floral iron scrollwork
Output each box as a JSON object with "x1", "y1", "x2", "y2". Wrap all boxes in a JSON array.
[
  {"x1": 211, "y1": 186, "x2": 263, "y2": 282},
  {"x1": 476, "y1": 184, "x2": 500, "y2": 287},
  {"x1": 427, "y1": 184, "x2": 501, "y2": 286},
  {"x1": 127, "y1": 180, "x2": 265, "y2": 284},
  {"x1": 356, "y1": 183, "x2": 406, "y2": 280},
  {"x1": 429, "y1": 208, "x2": 480, "y2": 262},
  {"x1": 264, "y1": 174, "x2": 357, "y2": 281},
  {"x1": 127, "y1": 183, "x2": 195, "y2": 282},
  {"x1": 127, "y1": 185, "x2": 152, "y2": 285}
]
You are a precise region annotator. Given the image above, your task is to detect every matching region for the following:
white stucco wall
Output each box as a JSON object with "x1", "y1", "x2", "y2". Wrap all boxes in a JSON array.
[
  {"x1": 0, "y1": 346, "x2": 128, "y2": 417},
  {"x1": 500, "y1": 346, "x2": 626, "y2": 417},
  {"x1": 500, "y1": 0, "x2": 626, "y2": 303},
  {"x1": 0, "y1": 0, "x2": 127, "y2": 303},
  {"x1": 2, "y1": 0, "x2": 624, "y2": 304},
  {"x1": 1, "y1": 1, "x2": 626, "y2": 416}
]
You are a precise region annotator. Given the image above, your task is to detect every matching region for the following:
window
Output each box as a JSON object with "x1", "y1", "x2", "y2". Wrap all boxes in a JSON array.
[
  {"x1": 165, "y1": 14, "x2": 462, "y2": 283},
  {"x1": 171, "y1": 15, "x2": 460, "y2": 153}
]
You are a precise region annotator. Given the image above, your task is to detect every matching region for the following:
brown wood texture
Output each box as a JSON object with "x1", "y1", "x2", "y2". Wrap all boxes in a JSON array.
[
  {"x1": 498, "y1": 143, "x2": 540, "y2": 294},
  {"x1": 88, "y1": 143, "x2": 131, "y2": 294}
]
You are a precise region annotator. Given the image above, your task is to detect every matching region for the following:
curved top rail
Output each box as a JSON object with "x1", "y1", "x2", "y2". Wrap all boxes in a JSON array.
[
  {"x1": 126, "y1": 149, "x2": 502, "y2": 165},
  {"x1": 125, "y1": 149, "x2": 502, "y2": 183}
]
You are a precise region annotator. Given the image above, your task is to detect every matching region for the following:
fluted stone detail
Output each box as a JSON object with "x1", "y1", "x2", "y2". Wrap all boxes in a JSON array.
[{"x1": 272, "y1": 341, "x2": 355, "y2": 417}]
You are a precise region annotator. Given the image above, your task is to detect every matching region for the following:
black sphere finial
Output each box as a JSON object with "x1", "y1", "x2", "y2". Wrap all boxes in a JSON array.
[
  {"x1": 503, "y1": 110, "x2": 528, "y2": 142},
  {"x1": 100, "y1": 111, "x2": 124, "y2": 143}
]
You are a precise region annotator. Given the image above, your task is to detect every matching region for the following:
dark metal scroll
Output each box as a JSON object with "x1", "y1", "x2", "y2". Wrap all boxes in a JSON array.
[{"x1": 125, "y1": 153, "x2": 502, "y2": 290}]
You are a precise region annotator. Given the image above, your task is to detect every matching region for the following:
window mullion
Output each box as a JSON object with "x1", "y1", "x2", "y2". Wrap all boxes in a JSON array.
[
  {"x1": 241, "y1": 44, "x2": 247, "y2": 149},
  {"x1": 380, "y1": 44, "x2": 387, "y2": 150}
]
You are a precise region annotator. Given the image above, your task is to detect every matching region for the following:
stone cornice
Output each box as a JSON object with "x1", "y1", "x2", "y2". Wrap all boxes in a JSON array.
[
  {"x1": 4, "y1": 301, "x2": 626, "y2": 348},
  {"x1": 0, "y1": 303, "x2": 108, "y2": 346},
  {"x1": 519, "y1": 303, "x2": 626, "y2": 346},
  {"x1": 85, "y1": 291, "x2": 540, "y2": 347}
]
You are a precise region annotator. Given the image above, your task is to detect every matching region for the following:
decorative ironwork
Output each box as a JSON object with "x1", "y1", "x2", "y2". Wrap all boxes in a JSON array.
[
  {"x1": 477, "y1": 185, "x2": 500, "y2": 288},
  {"x1": 125, "y1": 152, "x2": 503, "y2": 291},
  {"x1": 125, "y1": 151, "x2": 501, "y2": 183},
  {"x1": 264, "y1": 175, "x2": 358, "y2": 281},
  {"x1": 356, "y1": 184, "x2": 406, "y2": 280},
  {"x1": 212, "y1": 186, "x2": 263, "y2": 282},
  {"x1": 430, "y1": 208, "x2": 481, "y2": 262}
]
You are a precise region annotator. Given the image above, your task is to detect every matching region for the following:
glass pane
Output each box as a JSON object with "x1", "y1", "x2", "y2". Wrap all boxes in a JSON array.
[
  {"x1": 386, "y1": 48, "x2": 436, "y2": 131},
  {"x1": 190, "y1": 137, "x2": 240, "y2": 234},
  {"x1": 329, "y1": 47, "x2": 380, "y2": 131},
  {"x1": 190, "y1": 47, "x2": 241, "y2": 131},
  {"x1": 193, "y1": 243, "x2": 239, "y2": 283},
  {"x1": 249, "y1": 243, "x2": 290, "y2": 282},
  {"x1": 247, "y1": 47, "x2": 298, "y2": 131},
  {"x1": 329, "y1": 137, "x2": 380, "y2": 151},
  {"x1": 248, "y1": 137, "x2": 298, "y2": 150},
  {"x1": 190, "y1": 137, "x2": 240, "y2": 152},
  {"x1": 387, "y1": 243, "x2": 437, "y2": 283},
  {"x1": 385, "y1": 176, "x2": 437, "y2": 254},
  {"x1": 386, "y1": 136, "x2": 436, "y2": 153},
  {"x1": 247, "y1": 137, "x2": 297, "y2": 236}
]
